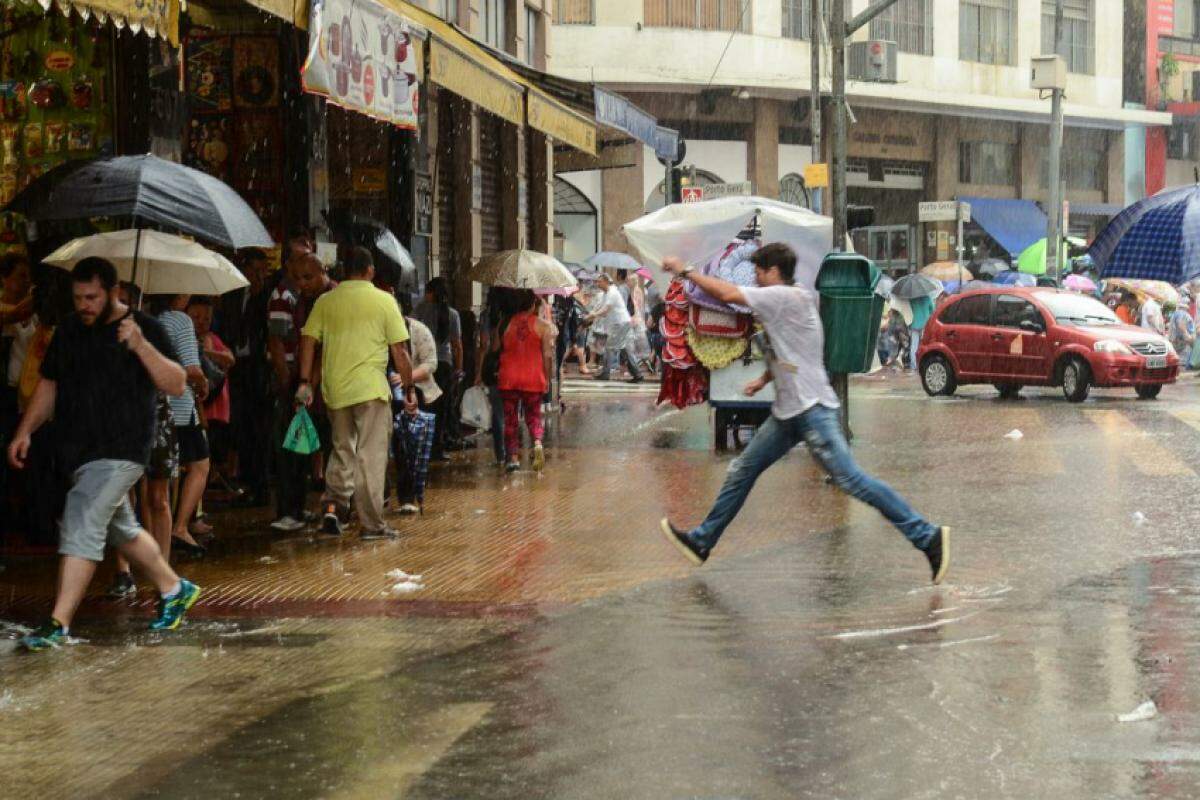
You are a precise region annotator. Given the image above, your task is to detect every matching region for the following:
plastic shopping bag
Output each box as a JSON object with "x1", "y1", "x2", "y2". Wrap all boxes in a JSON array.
[
  {"x1": 283, "y1": 407, "x2": 321, "y2": 455},
  {"x1": 460, "y1": 385, "x2": 491, "y2": 431}
]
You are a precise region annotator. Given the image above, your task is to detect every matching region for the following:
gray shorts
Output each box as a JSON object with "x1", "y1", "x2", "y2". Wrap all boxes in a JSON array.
[{"x1": 59, "y1": 459, "x2": 146, "y2": 562}]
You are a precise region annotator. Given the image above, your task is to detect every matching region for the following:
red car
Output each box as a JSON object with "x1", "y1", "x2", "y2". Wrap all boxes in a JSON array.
[{"x1": 916, "y1": 287, "x2": 1179, "y2": 402}]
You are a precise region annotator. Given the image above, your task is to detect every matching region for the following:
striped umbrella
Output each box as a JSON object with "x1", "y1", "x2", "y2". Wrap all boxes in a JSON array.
[{"x1": 1088, "y1": 185, "x2": 1200, "y2": 283}]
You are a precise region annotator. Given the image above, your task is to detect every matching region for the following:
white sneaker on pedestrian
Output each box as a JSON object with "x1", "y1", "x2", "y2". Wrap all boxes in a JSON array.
[
  {"x1": 398, "y1": 503, "x2": 420, "y2": 515},
  {"x1": 270, "y1": 516, "x2": 305, "y2": 532}
]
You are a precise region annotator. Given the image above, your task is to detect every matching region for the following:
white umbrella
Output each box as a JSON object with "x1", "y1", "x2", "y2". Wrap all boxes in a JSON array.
[
  {"x1": 622, "y1": 195, "x2": 852, "y2": 289},
  {"x1": 466, "y1": 249, "x2": 578, "y2": 290},
  {"x1": 44, "y1": 229, "x2": 249, "y2": 295}
]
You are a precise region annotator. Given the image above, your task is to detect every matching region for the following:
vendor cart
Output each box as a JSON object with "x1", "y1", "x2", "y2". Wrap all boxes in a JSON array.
[{"x1": 709, "y1": 336, "x2": 775, "y2": 452}]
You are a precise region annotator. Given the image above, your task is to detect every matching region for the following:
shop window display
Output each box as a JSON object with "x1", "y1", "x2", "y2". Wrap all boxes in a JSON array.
[{"x1": 0, "y1": 7, "x2": 115, "y2": 240}]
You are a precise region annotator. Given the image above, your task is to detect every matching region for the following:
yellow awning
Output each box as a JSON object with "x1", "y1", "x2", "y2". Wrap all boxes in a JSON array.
[
  {"x1": 9, "y1": 0, "x2": 180, "y2": 44},
  {"x1": 429, "y1": 38, "x2": 523, "y2": 126},
  {"x1": 527, "y1": 91, "x2": 597, "y2": 155},
  {"x1": 243, "y1": 0, "x2": 307, "y2": 26}
]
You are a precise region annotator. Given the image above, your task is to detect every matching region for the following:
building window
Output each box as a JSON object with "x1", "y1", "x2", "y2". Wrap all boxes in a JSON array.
[
  {"x1": 1041, "y1": 0, "x2": 1092, "y2": 74},
  {"x1": 526, "y1": 6, "x2": 538, "y2": 63},
  {"x1": 483, "y1": 0, "x2": 506, "y2": 49},
  {"x1": 1169, "y1": 126, "x2": 1195, "y2": 160},
  {"x1": 556, "y1": 0, "x2": 594, "y2": 23},
  {"x1": 959, "y1": 0, "x2": 1016, "y2": 65},
  {"x1": 783, "y1": 0, "x2": 812, "y2": 39},
  {"x1": 1039, "y1": 148, "x2": 1104, "y2": 190},
  {"x1": 433, "y1": 0, "x2": 451, "y2": 20},
  {"x1": 644, "y1": 0, "x2": 747, "y2": 31},
  {"x1": 1174, "y1": 0, "x2": 1200, "y2": 39},
  {"x1": 959, "y1": 140, "x2": 1016, "y2": 185},
  {"x1": 870, "y1": 0, "x2": 933, "y2": 55}
]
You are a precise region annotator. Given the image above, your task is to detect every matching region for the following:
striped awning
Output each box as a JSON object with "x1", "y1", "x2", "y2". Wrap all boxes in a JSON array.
[{"x1": 9, "y1": 0, "x2": 180, "y2": 44}]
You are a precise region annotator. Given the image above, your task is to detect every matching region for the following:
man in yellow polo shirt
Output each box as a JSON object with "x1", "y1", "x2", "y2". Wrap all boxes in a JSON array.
[{"x1": 296, "y1": 248, "x2": 415, "y2": 539}]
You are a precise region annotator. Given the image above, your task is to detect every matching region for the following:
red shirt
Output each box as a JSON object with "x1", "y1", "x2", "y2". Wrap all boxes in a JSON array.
[{"x1": 498, "y1": 311, "x2": 548, "y2": 394}]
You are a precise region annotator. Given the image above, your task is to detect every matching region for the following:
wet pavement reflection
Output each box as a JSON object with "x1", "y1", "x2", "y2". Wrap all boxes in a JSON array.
[{"x1": 8, "y1": 374, "x2": 1200, "y2": 797}]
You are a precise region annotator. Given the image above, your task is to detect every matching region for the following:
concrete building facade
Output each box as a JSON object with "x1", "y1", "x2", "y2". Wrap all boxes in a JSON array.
[{"x1": 551, "y1": 0, "x2": 1170, "y2": 273}]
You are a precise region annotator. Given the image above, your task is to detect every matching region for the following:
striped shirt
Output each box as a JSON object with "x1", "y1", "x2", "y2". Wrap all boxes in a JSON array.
[
  {"x1": 157, "y1": 310, "x2": 200, "y2": 426},
  {"x1": 267, "y1": 281, "x2": 301, "y2": 363}
]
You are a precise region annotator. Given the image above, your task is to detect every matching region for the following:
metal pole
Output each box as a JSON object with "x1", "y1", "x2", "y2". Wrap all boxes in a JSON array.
[
  {"x1": 664, "y1": 160, "x2": 672, "y2": 206},
  {"x1": 1046, "y1": 0, "x2": 1065, "y2": 282},
  {"x1": 957, "y1": 204, "x2": 965, "y2": 284},
  {"x1": 830, "y1": 0, "x2": 847, "y2": 253},
  {"x1": 810, "y1": 0, "x2": 822, "y2": 214}
]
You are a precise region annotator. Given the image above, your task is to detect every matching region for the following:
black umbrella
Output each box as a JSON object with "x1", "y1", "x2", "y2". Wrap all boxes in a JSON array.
[
  {"x1": 4, "y1": 154, "x2": 272, "y2": 250},
  {"x1": 325, "y1": 210, "x2": 415, "y2": 288}
]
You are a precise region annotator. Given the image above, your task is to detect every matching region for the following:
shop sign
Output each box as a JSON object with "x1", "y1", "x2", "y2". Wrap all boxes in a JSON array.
[
  {"x1": 44, "y1": 51, "x2": 74, "y2": 73},
  {"x1": 414, "y1": 171, "x2": 433, "y2": 237},
  {"x1": 429, "y1": 39, "x2": 522, "y2": 127},
  {"x1": 705, "y1": 181, "x2": 751, "y2": 200},
  {"x1": 594, "y1": 87, "x2": 678, "y2": 162},
  {"x1": 803, "y1": 162, "x2": 829, "y2": 189},
  {"x1": 302, "y1": 0, "x2": 420, "y2": 130},
  {"x1": 681, "y1": 187, "x2": 704, "y2": 203},
  {"x1": 352, "y1": 167, "x2": 387, "y2": 196},
  {"x1": 918, "y1": 201, "x2": 970, "y2": 223},
  {"x1": 527, "y1": 91, "x2": 596, "y2": 156}
]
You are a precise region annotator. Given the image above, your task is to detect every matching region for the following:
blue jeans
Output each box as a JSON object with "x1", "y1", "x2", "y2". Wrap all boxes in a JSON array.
[{"x1": 690, "y1": 404, "x2": 937, "y2": 551}]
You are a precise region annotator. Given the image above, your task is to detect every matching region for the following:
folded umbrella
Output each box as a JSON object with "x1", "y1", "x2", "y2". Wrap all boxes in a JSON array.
[
  {"x1": 43, "y1": 230, "x2": 249, "y2": 295},
  {"x1": 5, "y1": 154, "x2": 272, "y2": 250},
  {"x1": 466, "y1": 249, "x2": 577, "y2": 290},
  {"x1": 890, "y1": 273, "x2": 943, "y2": 300}
]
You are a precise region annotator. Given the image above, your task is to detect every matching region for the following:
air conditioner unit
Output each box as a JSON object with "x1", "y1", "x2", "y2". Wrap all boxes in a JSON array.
[{"x1": 848, "y1": 40, "x2": 898, "y2": 83}]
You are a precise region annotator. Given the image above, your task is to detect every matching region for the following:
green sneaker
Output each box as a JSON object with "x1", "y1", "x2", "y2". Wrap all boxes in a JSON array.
[
  {"x1": 149, "y1": 580, "x2": 202, "y2": 631},
  {"x1": 19, "y1": 619, "x2": 67, "y2": 652}
]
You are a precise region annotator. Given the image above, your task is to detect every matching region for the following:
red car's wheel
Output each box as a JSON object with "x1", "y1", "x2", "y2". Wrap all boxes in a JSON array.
[
  {"x1": 1135, "y1": 384, "x2": 1163, "y2": 400},
  {"x1": 921, "y1": 354, "x2": 957, "y2": 397},
  {"x1": 1061, "y1": 357, "x2": 1091, "y2": 403}
]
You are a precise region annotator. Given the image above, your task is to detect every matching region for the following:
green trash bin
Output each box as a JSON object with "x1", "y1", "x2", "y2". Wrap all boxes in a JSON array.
[{"x1": 815, "y1": 253, "x2": 886, "y2": 374}]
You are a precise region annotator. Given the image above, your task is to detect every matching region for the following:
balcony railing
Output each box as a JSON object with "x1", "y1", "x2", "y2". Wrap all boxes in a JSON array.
[{"x1": 644, "y1": 0, "x2": 747, "y2": 31}]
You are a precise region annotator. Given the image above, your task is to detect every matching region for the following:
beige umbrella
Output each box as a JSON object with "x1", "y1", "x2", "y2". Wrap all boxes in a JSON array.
[
  {"x1": 44, "y1": 229, "x2": 249, "y2": 295},
  {"x1": 465, "y1": 249, "x2": 577, "y2": 290},
  {"x1": 920, "y1": 260, "x2": 972, "y2": 282}
]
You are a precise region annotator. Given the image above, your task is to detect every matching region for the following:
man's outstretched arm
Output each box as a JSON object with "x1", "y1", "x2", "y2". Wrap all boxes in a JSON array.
[{"x1": 661, "y1": 256, "x2": 747, "y2": 307}]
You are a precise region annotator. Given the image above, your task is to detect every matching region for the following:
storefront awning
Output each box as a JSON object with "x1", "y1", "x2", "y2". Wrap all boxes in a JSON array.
[
  {"x1": 428, "y1": 37, "x2": 523, "y2": 126},
  {"x1": 10, "y1": 0, "x2": 180, "y2": 44},
  {"x1": 1070, "y1": 202, "x2": 1124, "y2": 217},
  {"x1": 957, "y1": 196, "x2": 1048, "y2": 257}
]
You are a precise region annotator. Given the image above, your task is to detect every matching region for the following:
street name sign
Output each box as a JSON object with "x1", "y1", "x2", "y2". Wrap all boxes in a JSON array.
[{"x1": 918, "y1": 201, "x2": 971, "y2": 223}]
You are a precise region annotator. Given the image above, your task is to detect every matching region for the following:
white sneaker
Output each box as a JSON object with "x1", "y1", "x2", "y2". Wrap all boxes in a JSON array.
[
  {"x1": 270, "y1": 516, "x2": 305, "y2": 532},
  {"x1": 398, "y1": 503, "x2": 420, "y2": 515}
]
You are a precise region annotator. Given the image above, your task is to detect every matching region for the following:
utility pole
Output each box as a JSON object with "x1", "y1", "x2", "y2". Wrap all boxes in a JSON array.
[
  {"x1": 810, "y1": 0, "x2": 822, "y2": 213},
  {"x1": 827, "y1": 0, "x2": 904, "y2": 436},
  {"x1": 1046, "y1": 0, "x2": 1065, "y2": 282}
]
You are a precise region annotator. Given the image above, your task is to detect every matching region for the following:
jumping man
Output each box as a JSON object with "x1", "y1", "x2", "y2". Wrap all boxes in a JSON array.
[{"x1": 658, "y1": 244, "x2": 950, "y2": 584}]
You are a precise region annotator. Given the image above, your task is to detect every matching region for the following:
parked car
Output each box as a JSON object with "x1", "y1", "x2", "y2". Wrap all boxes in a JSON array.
[{"x1": 917, "y1": 287, "x2": 1179, "y2": 402}]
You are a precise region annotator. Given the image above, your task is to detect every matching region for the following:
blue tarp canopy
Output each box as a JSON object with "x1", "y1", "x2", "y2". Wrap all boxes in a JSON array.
[{"x1": 957, "y1": 196, "x2": 1048, "y2": 258}]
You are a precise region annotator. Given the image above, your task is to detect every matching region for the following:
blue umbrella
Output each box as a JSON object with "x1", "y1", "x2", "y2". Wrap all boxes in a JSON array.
[
  {"x1": 943, "y1": 279, "x2": 991, "y2": 294},
  {"x1": 992, "y1": 271, "x2": 1036, "y2": 287},
  {"x1": 585, "y1": 251, "x2": 641, "y2": 271},
  {"x1": 1088, "y1": 186, "x2": 1200, "y2": 283}
]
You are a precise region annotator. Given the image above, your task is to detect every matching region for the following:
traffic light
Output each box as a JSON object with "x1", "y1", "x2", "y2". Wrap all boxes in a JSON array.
[
  {"x1": 670, "y1": 167, "x2": 684, "y2": 204},
  {"x1": 845, "y1": 205, "x2": 875, "y2": 231}
]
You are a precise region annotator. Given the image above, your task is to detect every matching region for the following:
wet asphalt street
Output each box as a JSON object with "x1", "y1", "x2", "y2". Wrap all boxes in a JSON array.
[{"x1": 6, "y1": 372, "x2": 1200, "y2": 798}]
